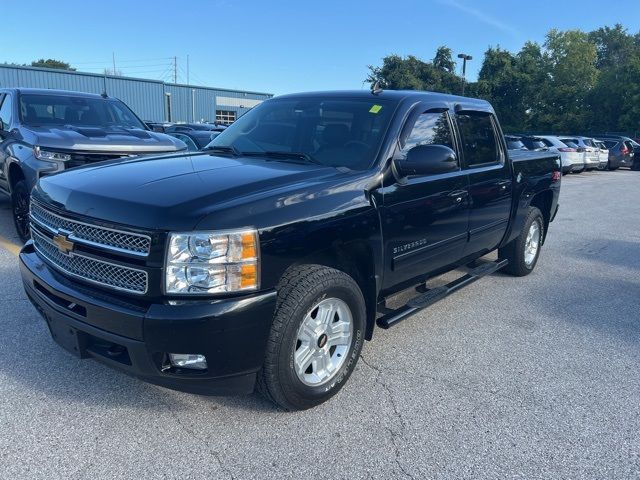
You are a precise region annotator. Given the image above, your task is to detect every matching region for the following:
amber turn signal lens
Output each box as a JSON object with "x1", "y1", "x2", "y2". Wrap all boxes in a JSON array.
[
  {"x1": 241, "y1": 233, "x2": 257, "y2": 259},
  {"x1": 240, "y1": 263, "x2": 257, "y2": 288}
]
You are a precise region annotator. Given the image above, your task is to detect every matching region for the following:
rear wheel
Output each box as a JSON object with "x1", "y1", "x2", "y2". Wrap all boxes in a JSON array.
[
  {"x1": 500, "y1": 207, "x2": 544, "y2": 277},
  {"x1": 11, "y1": 179, "x2": 31, "y2": 243},
  {"x1": 258, "y1": 265, "x2": 365, "y2": 410}
]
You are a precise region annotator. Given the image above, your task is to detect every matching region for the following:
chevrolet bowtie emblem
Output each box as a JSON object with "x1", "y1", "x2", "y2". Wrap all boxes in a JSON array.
[{"x1": 53, "y1": 233, "x2": 75, "y2": 255}]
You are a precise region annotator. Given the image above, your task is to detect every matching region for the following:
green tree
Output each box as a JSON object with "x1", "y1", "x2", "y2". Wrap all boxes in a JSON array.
[
  {"x1": 367, "y1": 52, "x2": 462, "y2": 94},
  {"x1": 433, "y1": 46, "x2": 456, "y2": 73},
  {"x1": 536, "y1": 29, "x2": 598, "y2": 132},
  {"x1": 30, "y1": 58, "x2": 75, "y2": 71}
]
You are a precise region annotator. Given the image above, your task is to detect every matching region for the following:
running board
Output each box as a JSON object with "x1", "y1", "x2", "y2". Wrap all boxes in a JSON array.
[{"x1": 376, "y1": 259, "x2": 508, "y2": 329}]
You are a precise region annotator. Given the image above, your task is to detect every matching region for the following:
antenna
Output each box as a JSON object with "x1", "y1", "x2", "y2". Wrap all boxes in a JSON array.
[{"x1": 371, "y1": 81, "x2": 383, "y2": 95}]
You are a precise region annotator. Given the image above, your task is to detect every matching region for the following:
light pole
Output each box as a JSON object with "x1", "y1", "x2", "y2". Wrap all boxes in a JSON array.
[{"x1": 457, "y1": 53, "x2": 473, "y2": 96}]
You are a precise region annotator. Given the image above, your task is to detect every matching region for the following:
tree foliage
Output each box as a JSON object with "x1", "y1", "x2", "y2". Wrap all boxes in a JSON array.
[
  {"x1": 367, "y1": 24, "x2": 640, "y2": 135},
  {"x1": 30, "y1": 59, "x2": 75, "y2": 71}
]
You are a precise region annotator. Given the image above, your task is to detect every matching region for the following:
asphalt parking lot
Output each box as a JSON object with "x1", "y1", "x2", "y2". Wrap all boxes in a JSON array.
[{"x1": 0, "y1": 170, "x2": 638, "y2": 479}]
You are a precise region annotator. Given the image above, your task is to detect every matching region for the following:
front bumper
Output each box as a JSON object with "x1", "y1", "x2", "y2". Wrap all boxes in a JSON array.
[{"x1": 20, "y1": 242, "x2": 277, "y2": 395}]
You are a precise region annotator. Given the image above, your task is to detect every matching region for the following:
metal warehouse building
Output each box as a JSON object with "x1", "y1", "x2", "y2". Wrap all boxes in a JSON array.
[{"x1": 0, "y1": 64, "x2": 273, "y2": 124}]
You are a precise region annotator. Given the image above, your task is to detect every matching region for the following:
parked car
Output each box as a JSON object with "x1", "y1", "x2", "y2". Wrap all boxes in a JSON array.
[
  {"x1": 537, "y1": 135, "x2": 585, "y2": 174},
  {"x1": 593, "y1": 140, "x2": 610, "y2": 170},
  {"x1": 166, "y1": 130, "x2": 216, "y2": 151},
  {"x1": 0, "y1": 88, "x2": 186, "y2": 241},
  {"x1": 558, "y1": 137, "x2": 598, "y2": 171},
  {"x1": 505, "y1": 135, "x2": 527, "y2": 151},
  {"x1": 594, "y1": 135, "x2": 639, "y2": 170},
  {"x1": 20, "y1": 89, "x2": 560, "y2": 410},
  {"x1": 520, "y1": 136, "x2": 549, "y2": 152},
  {"x1": 575, "y1": 137, "x2": 600, "y2": 170},
  {"x1": 165, "y1": 123, "x2": 226, "y2": 133}
]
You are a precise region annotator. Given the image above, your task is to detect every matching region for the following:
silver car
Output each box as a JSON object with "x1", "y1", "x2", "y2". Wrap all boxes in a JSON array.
[{"x1": 539, "y1": 135, "x2": 585, "y2": 173}]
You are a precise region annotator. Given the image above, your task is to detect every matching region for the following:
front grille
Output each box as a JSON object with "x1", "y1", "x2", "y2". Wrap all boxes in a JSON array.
[
  {"x1": 30, "y1": 201, "x2": 151, "y2": 256},
  {"x1": 31, "y1": 228, "x2": 148, "y2": 295}
]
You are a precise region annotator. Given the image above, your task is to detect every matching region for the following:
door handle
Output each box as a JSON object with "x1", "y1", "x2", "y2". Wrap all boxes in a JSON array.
[
  {"x1": 448, "y1": 190, "x2": 468, "y2": 203},
  {"x1": 497, "y1": 181, "x2": 511, "y2": 191}
]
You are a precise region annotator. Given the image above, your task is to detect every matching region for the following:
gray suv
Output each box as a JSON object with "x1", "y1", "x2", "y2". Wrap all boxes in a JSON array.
[{"x1": 0, "y1": 88, "x2": 186, "y2": 240}]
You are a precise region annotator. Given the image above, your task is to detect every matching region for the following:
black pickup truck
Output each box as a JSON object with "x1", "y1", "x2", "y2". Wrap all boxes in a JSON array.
[{"x1": 19, "y1": 89, "x2": 561, "y2": 410}]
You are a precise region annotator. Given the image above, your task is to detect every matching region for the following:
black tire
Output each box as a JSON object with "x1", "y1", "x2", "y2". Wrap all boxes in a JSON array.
[
  {"x1": 499, "y1": 207, "x2": 544, "y2": 277},
  {"x1": 631, "y1": 160, "x2": 640, "y2": 171},
  {"x1": 258, "y1": 265, "x2": 366, "y2": 410},
  {"x1": 607, "y1": 160, "x2": 614, "y2": 171},
  {"x1": 11, "y1": 179, "x2": 31, "y2": 243}
]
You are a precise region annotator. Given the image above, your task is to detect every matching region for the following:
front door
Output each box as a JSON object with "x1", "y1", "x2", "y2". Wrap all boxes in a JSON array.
[
  {"x1": 379, "y1": 107, "x2": 470, "y2": 292},
  {"x1": 454, "y1": 111, "x2": 512, "y2": 257},
  {"x1": 0, "y1": 93, "x2": 11, "y2": 194}
]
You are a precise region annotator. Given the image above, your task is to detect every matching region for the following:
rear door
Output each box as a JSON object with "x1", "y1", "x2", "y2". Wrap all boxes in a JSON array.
[
  {"x1": 379, "y1": 105, "x2": 470, "y2": 291},
  {"x1": 454, "y1": 110, "x2": 512, "y2": 258}
]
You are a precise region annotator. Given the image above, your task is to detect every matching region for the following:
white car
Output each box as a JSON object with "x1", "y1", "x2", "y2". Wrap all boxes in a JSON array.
[
  {"x1": 538, "y1": 135, "x2": 585, "y2": 174},
  {"x1": 565, "y1": 137, "x2": 600, "y2": 170},
  {"x1": 593, "y1": 140, "x2": 610, "y2": 170}
]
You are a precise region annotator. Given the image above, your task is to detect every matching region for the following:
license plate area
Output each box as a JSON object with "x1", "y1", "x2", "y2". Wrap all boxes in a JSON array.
[{"x1": 46, "y1": 314, "x2": 89, "y2": 359}]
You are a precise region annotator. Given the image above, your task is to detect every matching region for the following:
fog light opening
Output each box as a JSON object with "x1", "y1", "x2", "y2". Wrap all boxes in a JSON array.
[{"x1": 168, "y1": 353, "x2": 208, "y2": 370}]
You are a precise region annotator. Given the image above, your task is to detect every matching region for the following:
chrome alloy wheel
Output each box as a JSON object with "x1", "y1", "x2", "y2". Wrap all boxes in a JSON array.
[
  {"x1": 294, "y1": 297, "x2": 353, "y2": 386},
  {"x1": 524, "y1": 220, "x2": 541, "y2": 267}
]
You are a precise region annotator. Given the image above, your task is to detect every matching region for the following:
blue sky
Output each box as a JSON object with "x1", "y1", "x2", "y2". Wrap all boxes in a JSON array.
[{"x1": 3, "y1": 0, "x2": 639, "y2": 95}]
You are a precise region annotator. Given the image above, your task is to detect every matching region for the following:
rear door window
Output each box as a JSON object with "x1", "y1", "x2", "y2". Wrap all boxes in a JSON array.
[{"x1": 455, "y1": 113, "x2": 501, "y2": 167}]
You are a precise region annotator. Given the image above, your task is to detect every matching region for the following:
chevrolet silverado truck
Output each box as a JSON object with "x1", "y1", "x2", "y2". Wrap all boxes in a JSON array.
[
  {"x1": 0, "y1": 88, "x2": 186, "y2": 241},
  {"x1": 19, "y1": 89, "x2": 561, "y2": 410}
]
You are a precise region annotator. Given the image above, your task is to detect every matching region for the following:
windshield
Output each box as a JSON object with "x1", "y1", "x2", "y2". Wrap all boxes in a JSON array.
[
  {"x1": 522, "y1": 138, "x2": 546, "y2": 149},
  {"x1": 19, "y1": 94, "x2": 147, "y2": 129},
  {"x1": 207, "y1": 97, "x2": 396, "y2": 170},
  {"x1": 506, "y1": 138, "x2": 526, "y2": 149}
]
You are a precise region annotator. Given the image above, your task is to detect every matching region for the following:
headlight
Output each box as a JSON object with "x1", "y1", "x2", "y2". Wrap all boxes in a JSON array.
[
  {"x1": 33, "y1": 146, "x2": 71, "y2": 161},
  {"x1": 165, "y1": 229, "x2": 259, "y2": 294}
]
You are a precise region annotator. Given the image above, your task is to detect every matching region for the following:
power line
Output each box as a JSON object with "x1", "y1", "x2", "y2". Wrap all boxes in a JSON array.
[{"x1": 70, "y1": 57, "x2": 174, "y2": 65}]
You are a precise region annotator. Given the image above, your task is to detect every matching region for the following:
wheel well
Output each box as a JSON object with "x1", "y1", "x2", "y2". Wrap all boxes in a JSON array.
[
  {"x1": 8, "y1": 163, "x2": 25, "y2": 191},
  {"x1": 529, "y1": 190, "x2": 552, "y2": 242},
  {"x1": 290, "y1": 243, "x2": 378, "y2": 341}
]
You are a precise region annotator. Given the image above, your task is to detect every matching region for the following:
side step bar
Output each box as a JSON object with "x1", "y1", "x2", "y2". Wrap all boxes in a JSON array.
[{"x1": 376, "y1": 259, "x2": 508, "y2": 329}]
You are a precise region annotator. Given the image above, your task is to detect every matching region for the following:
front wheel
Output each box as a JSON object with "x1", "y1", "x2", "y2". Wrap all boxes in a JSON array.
[
  {"x1": 11, "y1": 179, "x2": 31, "y2": 243},
  {"x1": 258, "y1": 265, "x2": 365, "y2": 410},
  {"x1": 500, "y1": 207, "x2": 544, "y2": 277}
]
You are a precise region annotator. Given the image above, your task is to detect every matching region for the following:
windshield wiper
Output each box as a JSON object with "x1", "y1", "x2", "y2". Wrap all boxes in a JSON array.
[
  {"x1": 244, "y1": 151, "x2": 323, "y2": 166},
  {"x1": 203, "y1": 145, "x2": 241, "y2": 156}
]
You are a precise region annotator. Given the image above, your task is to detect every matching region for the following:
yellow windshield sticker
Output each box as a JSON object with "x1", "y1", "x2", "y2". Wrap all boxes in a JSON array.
[{"x1": 369, "y1": 104, "x2": 382, "y2": 114}]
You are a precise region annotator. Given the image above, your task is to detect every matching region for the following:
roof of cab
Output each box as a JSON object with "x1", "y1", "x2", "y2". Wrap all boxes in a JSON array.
[
  {"x1": 1, "y1": 88, "x2": 108, "y2": 99},
  {"x1": 273, "y1": 89, "x2": 492, "y2": 110}
]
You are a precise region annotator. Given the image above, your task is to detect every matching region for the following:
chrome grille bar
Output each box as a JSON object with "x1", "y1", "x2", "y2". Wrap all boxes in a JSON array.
[
  {"x1": 31, "y1": 227, "x2": 148, "y2": 295},
  {"x1": 30, "y1": 201, "x2": 151, "y2": 257}
]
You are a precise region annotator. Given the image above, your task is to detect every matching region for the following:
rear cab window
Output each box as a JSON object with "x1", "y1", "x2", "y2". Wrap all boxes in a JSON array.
[
  {"x1": 455, "y1": 112, "x2": 502, "y2": 167},
  {"x1": 0, "y1": 93, "x2": 12, "y2": 128}
]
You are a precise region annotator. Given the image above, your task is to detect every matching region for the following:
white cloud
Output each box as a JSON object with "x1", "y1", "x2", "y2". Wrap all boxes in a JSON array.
[{"x1": 437, "y1": 0, "x2": 521, "y2": 39}]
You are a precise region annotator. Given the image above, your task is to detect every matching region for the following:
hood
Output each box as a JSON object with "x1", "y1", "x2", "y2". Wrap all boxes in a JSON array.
[
  {"x1": 33, "y1": 153, "x2": 350, "y2": 231},
  {"x1": 25, "y1": 125, "x2": 185, "y2": 153}
]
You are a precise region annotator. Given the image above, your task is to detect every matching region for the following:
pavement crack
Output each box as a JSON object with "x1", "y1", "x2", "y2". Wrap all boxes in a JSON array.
[
  {"x1": 157, "y1": 396, "x2": 235, "y2": 480},
  {"x1": 360, "y1": 354, "x2": 415, "y2": 480}
]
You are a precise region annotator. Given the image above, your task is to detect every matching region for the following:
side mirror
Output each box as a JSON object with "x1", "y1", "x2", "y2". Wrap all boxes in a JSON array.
[{"x1": 395, "y1": 144, "x2": 458, "y2": 177}]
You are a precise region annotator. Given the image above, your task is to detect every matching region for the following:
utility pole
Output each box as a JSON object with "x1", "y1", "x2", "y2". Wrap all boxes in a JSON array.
[
  {"x1": 187, "y1": 54, "x2": 190, "y2": 85},
  {"x1": 457, "y1": 53, "x2": 473, "y2": 96},
  {"x1": 173, "y1": 56, "x2": 177, "y2": 84},
  {"x1": 112, "y1": 52, "x2": 116, "y2": 76}
]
